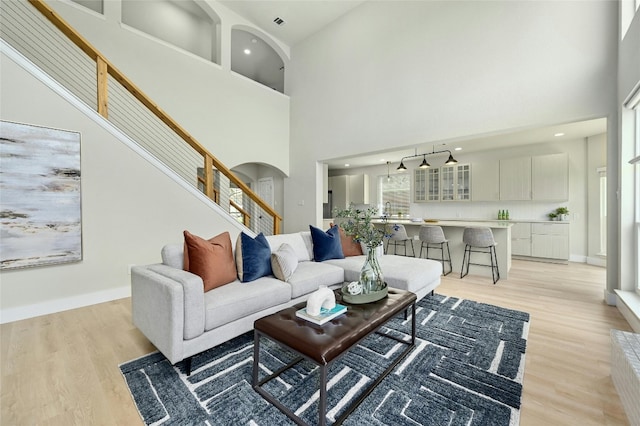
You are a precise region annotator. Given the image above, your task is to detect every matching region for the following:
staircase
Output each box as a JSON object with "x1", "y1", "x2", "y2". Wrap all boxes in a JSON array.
[{"x1": 0, "y1": 0, "x2": 281, "y2": 235}]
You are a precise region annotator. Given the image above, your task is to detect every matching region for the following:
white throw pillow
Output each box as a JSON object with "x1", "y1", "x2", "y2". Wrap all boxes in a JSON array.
[
  {"x1": 265, "y1": 233, "x2": 311, "y2": 262},
  {"x1": 271, "y1": 243, "x2": 299, "y2": 282}
]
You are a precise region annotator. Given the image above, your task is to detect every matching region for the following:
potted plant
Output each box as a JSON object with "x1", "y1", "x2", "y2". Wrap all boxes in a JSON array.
[
  {"x1": 555, "y1": 207, "x2": 569, "y2": 221},
  {"x1": 334, "y1": 206, "x2": 388, "y2": 297},
  {"x1": 548, "y1": 212, "x2": 558, "y2": 221}
]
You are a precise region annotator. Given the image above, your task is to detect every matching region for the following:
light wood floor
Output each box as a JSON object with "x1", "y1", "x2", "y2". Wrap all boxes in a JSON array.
[{"x1": 0, "y1": 260, "x2": 633, "y2": 425}]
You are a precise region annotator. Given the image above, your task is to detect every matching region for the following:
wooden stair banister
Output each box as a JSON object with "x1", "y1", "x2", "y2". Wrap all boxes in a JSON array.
[{"x1": 27, "y1": 0, "x2": 282, "y2": 234}]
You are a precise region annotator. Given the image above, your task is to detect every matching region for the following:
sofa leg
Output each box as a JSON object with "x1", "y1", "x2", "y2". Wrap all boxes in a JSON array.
[{"x1": 185, "y1": 356, "x2": 193, "y2": 376}]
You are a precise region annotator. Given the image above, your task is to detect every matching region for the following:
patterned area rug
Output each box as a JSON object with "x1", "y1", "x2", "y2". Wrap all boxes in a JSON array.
[{"x1": 120, "y1": 294, "x2": 530, "y2": 425}]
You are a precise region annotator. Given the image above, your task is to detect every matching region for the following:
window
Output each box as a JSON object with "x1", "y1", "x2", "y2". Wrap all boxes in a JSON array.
[
  {"x1": 634, "y1": 107, "x2": 640, "y2": 291},
  {"x1": 598, "y1": 167, "x2": 607, "y2": 256},
  {"x1": 378, "y1": 173, "x2": 410, "y2": 216}
]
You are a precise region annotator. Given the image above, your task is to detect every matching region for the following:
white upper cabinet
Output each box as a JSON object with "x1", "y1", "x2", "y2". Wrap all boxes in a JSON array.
[
  {"x1": 532, "y1": 153, "x2": 568, "y2": 201},
  {"x1": 500, "y1": 156, "x2": 532, "y2": 200},
  {"x1": 415, "y1": 165, "x2": 468, "y2": 202},
  {"x1": 500, "y1": 153, "x2": 568, "y2": 201},
  {"x1": 348, "y1": 174, "x2": 369, "y2": 205},
  {"x1": 472, "y1": 159, "x2": 500, "y2": 201},
  {"x1": 330, "y1": 174, "x2": 369, "y2": 209}
]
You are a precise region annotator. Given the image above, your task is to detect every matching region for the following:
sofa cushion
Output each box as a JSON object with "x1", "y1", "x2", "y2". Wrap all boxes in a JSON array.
[
  {"x1": 336, "y1": 226, "x2": 364, "y2": 257},
  {"x1": 203, "y1": 277, "x2": 291, "y2": 330},
  {"x1": 299, "y1": 231, "x2": 314, "y2": 261},
  {"x1": 271, "y1": 243, "x2": 298, "y2": 282},
  {"x1": 287, "y1": 261, "x2": 344, "y2": 298},
  {"x1": 324, "y1": 255, "x2": 442, "y2": 294},
  {"x1": 310, "y1": 225, "x2": 344, "y2": 262},
  {"x1": 236, "y1": 232, "x2": 273, "y2": 282},
  {"x1": 265, "y1": 233, "x2": 311, "y2": 262},
  {"x1": 161, "y1": 244, "x2": 184, "y2": 269},
  {"x1": 183, "y1": 231, "x2": 237, "y2": 292}
]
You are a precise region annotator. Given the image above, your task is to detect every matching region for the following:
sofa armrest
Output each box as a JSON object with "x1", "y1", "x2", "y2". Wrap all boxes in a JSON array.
[{"x1": 131, "y1": 264, "x2": 205, "y2": 364}]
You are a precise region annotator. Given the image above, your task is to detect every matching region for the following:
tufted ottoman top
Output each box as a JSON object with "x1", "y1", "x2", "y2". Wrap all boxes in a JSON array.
[{"x1": 254, "y1": 288, "x2": 416, "y2": 365}]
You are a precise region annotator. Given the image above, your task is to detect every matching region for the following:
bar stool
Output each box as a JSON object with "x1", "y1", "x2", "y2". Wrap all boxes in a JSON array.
[
  {"x1": 385, "y1": 224, "x2": 415, "y2": 257},
  {"x1": 418, "y1": 225, "x2": 452, "y2": 275},
  {"x1": 460, "y1": 227, "x2": 500, "y2": 284}
]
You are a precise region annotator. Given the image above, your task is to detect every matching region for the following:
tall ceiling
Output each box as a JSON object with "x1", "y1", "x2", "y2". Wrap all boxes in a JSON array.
[
  {"x1": 218, "y1": 0, "x2": 366, "y2": 46},
  {"x1": 216, "y1": 2, "x2": 608, "y2": 171}
]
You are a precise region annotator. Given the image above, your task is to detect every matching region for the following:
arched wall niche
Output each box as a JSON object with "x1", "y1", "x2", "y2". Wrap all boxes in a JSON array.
[
  {"x1": 121, "y1": 0, "x2": 221, "y2": 64},
  {"x1": 230, "y1": 24, "x2": 289, "y2": 94}
]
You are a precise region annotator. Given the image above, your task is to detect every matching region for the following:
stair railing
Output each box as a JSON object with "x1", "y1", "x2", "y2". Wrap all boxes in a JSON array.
[{"x1": 20, "y1": 0, "x2": 282, "y2": 234}]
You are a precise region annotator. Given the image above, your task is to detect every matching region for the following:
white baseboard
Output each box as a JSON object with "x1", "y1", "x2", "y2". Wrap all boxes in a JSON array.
[
  {"x1": 586, "y1": 256, "x2": 607, "y2": 267},
  {"x1": 0, "y1": 286, "x2": 131, "y2": 324},
  {"x1": 569, "y1": 254, "x2": 587, "y2": 263}
]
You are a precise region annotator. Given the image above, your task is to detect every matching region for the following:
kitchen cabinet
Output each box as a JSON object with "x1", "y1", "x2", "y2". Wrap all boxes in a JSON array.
[
  {"x1": 348, "y1": 174, "x2": 369, "y2": 205},
  {"x1": 472, "y1": 159, "x2": 500, "y2": 201},
  {"x1": 500, "y1": 153, "x2": 568, "y2": 201},
  {"x1": 329, "y1": 174, "x2": 369, "y2": 209},
  {"x1": 500, "y1": 156, "x2": 532, "y2": 200},
  {"x1": 511, "y1": 222, "x2": 532, "y2": 256},
  {"x1": 328, "y1": 175, "x2": 348, "y2": 210},
  {"x1": 530, "y1": 222, "x2": 569, "y2": 260},
  {"x1": 414, "y1": 168, "x2": 440, "y2": 202},
  {"x1": 414, "y1": 165, "x2": 468, "y2": 202},
  {"x1": 532, "y1": 153, "x2": 568, "y2": 201}
]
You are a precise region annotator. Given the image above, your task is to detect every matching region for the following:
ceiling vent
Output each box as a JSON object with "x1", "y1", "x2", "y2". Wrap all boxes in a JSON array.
[{"x1": 273, "y1": 17, "x2": 285, "y2": 26}]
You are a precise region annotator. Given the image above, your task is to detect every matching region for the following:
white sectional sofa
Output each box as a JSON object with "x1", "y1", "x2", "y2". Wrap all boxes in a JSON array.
[{"x1": 131, "y1": 230, "x2": 442, "y2": 370}]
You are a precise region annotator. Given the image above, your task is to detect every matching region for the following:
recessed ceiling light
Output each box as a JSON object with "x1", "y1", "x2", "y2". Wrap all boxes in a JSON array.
[
  {"x1": 251, "y1": 39, "x2": 257, "y2": 43},
  {"x1": 554, "y1": 132, "x2": 565, "y2": 137},
  {"x1": 380, "y1": 158, "x2": 386, "y2": 162},
  {"x1": 454, "y1": 147, "x2": 462, "y2": 151},
  {"x1": 244, "y1": 49, "x2": 251, "y2": 55},
  {"x1": 344, "y1": 163, "x2": 350, "y2": 167}
]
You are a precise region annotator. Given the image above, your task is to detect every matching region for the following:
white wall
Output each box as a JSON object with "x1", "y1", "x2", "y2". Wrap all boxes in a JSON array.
[
  {"x1": 47, "y1": 0, "x2": 290, "y2": 176},
  {"x1": 0, "y1": 51, "x2": 242, "y2": 322},
  {"x1": 286, "y1": 1, "x2": 618, "y2": 237}
]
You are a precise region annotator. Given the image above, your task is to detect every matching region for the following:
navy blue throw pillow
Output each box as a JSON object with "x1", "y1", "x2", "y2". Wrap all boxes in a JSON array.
[
  {"x1": 236, "y1": 232, "x2": 273, "y2": 282},
  {"x1": 309, "y1": 225, "x2": 345, "y2": 262}
]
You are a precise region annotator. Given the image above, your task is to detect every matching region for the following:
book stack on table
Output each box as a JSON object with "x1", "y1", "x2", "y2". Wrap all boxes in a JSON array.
[{"x1": 295, "y1": 304, "x2": 347, "y2": 325}]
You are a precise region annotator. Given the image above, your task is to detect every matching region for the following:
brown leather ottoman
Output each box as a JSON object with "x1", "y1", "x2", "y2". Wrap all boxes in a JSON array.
[{"x1": 252, "y1": 288, "x2": 416, "y2": 426}]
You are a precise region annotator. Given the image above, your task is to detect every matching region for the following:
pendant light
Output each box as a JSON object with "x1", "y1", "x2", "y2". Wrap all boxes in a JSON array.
[
  {"x1": 444, "y1": 153, "x2": 458, "y2": 165},
  {"x1": 419, "y1": 155, "x2": 430, "y2": 169},
  {"x1": 396, "y1": 160, "x2": 407, "y2": 171}
]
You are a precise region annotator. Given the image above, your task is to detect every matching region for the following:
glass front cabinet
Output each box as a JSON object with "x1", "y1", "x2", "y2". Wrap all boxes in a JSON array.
[
  {"x1": 415, "y1": 164, "x2": 470, "y2": 202},
  {"x1": 414, "y1": 168, "x2": 440, "y2": 202}
]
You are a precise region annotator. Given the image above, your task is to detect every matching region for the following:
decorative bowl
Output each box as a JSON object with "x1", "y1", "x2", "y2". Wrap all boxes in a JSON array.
[
  {"x1": 341, "y1": 282, "x2": 388, "y2": 304},
  {"x1": 423, "y1": 219, "x2": 438, "y2": 223}
]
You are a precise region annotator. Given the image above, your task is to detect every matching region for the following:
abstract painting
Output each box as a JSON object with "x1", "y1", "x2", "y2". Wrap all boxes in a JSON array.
[{"x1": 0, "y1": 121, "x2": 82, "y2": 270}]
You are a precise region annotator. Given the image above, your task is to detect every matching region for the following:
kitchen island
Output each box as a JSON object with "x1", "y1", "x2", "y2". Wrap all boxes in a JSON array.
[{"x1": 373, "y1": 219, "x2": 512, "y2": 280}]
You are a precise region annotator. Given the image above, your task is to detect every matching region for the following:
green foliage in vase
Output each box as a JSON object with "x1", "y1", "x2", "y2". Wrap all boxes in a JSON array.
[
  {"x1": 334, "y1": 206, "x2": 387, "y2": 250},
  {"x1": 555, "y1": 207, "x2": 569, "y2": 215}
]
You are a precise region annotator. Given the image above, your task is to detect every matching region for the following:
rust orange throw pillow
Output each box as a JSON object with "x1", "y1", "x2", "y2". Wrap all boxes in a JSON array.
[
  {"x1": 331, "y1": 224, "x2": 363, "y2": 257},
  {"x1": 183, "y1": 231, "x2": 237, "y2": 292}
]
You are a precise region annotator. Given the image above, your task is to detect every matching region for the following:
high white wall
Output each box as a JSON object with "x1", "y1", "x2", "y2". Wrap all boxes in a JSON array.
[
  {"x1": 0, "y1": 51, "x2": 242, "y2": 322},
  {"x1": 46, "y1": 0, "x2": 290, "y2": 176},
  {"x1": 286, "y1": 1, "x2": 618, "y2": 236}
]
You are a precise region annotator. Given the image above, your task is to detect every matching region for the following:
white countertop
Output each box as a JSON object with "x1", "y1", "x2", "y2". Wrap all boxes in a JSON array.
[
  {"x1": 372, "y1": 219, "x2": 514, "y2": 228},
  {"x1": 372, "y1": 218, "x2": 569, "y2": 226}
]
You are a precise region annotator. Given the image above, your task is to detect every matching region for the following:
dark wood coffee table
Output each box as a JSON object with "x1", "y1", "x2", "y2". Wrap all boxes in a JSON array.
[{"x1": 252, "y1": 288, "x2": 416, "y2": 426}]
